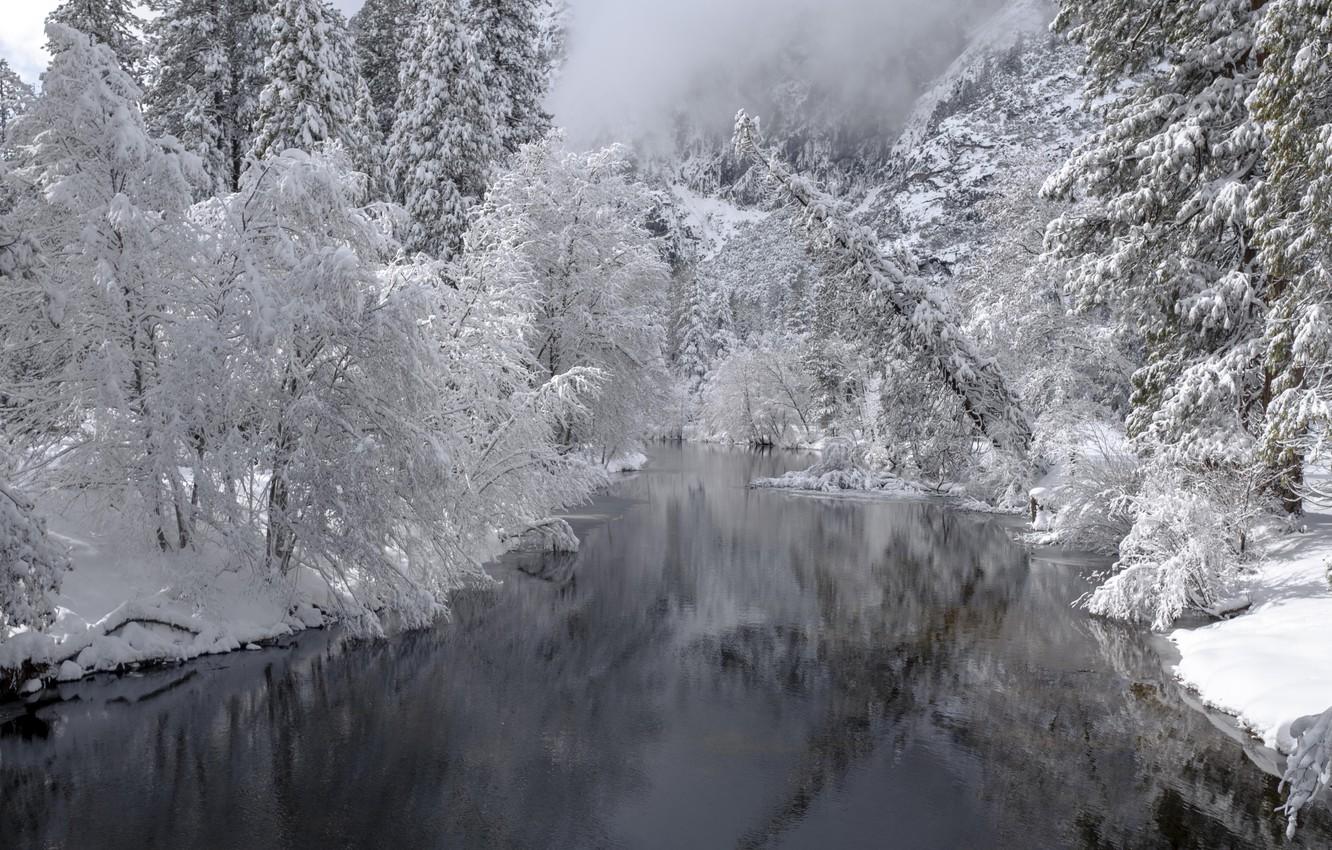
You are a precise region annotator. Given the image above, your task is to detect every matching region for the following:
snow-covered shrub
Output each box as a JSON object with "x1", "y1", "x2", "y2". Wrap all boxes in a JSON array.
[
  {"x1": 0, "y1": 479, "x2": 68, "y2": 631},
  {"x1": 1282, "y1": 707, "x2": 1332, "y2": 839},
  {"x1": 1082, "y1": 467, "x2": 1252, "y2": 630},
  {"x1": 752, "y1": 436, "x2": 916, "y2": 494},
  {"x1": 1039, "y1": 428, "x2": 1142, "y2": 553},
  {"x1": 701, "y1": 335, "x2": 816, "y2": 447},
  {"x1": 873, "y1": 366, "x2": 976, "y2": 490}
]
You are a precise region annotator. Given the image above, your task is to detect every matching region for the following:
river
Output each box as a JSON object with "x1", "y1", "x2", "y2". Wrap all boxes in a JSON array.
[{"x1": 1, "y1": 444, "x2": 1328, "y2": 848}]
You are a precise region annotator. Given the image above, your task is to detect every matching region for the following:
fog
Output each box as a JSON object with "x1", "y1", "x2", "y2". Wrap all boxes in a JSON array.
[{"x1": 549, "y1": 0, "x2": 1006, "y2": 151}]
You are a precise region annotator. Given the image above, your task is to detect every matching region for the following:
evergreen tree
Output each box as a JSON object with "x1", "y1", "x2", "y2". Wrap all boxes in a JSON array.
[
  {"x1": 349, "y1": 0, "x2": 408, "y2": 135},
  {"x1": 249, "y1": 0, "x2": 357, "y2": 162},
  {"x1": 1250, "y1": 0, "x2": 1332, "y2": 514},
  {"x1": 388, "y1": 0, "x2": 499, "y2": 256},
  {"x1": 45, "y1": 0, "x2": 144, "y2": 79},
  {"x1": 144, "y1": 0, "x2": 275, "y2": 193},
  {"x1": 1043, "y1": 1, "x2": 1270, "y2": 484},
  {"x1": 330, "y1": 14, "x2": 386, "y2": 189},
  {"x1": 468, "y1": 0, "x2": 551, "y2": 154},
  {"x1": 676, "y1": 276, "x2": 717, "y2": 394},
  {"x1": 0, "y1": 60, "x2": 35, "y2": 144},
  {"x1": 144, "y1": 0, "x2": 233, "y2": 193}
]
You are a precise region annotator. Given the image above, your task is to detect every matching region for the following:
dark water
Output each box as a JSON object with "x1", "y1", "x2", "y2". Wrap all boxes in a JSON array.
[{"x1": 2, "y1": 445, "x2": 1330, "y2": 849}]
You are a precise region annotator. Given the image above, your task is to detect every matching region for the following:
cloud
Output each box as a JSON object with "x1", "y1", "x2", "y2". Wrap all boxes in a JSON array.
[
  {"x1": 548, "y1": 0, "x2": 1003, "y2": 149},
  {"x1": 0, "y1": 2, "x2": 54, "y2": 83}
]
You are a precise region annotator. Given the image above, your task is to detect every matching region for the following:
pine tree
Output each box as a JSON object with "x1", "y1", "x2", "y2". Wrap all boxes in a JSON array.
[
  {"x1": 388, "y1": 0, "x2": 499, "y2": 257},
  {"x1": 349, "y1": 0, "x2": 408, "y2": 135},
  {"x1": 45, "y1": 0, "x2": 144, "y2": 79},
  {"x1": 249, "y1": 0, "x2": 357, "y2": 161},
  {"x1": 330, "y1": 14, "x2": 386, "y2": 190},
  {"x1": 0, "y1": 60, "x2": 35, "y2": 144},
  {"x1": 1043, "y1": 1, "x2": 1270, "y2": 479},
  {"x1": 1250, "y1": 0, "x2": 1332, "y2": 514},
  {"x1": 144, "y1": 0, "x2": 276, "y2": 193},
  {"x1": 468, "y1": 0, "x2": 551, "y2": 154},
  {"x1": 676, "y1": 276, "x2": 717, "y2": 394},
  {"x1": 144, "y1": 0, "x2": 233, "y2": 193}
]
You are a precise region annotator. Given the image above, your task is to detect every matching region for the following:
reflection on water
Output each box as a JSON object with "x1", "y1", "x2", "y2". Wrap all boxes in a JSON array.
[{"x1": 2, "y1": 444, "x2": 1329, "y2": 849}]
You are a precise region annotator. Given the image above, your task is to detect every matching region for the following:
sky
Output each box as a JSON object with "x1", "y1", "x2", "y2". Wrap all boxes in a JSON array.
[{"x1": 1, "y1": 0, "x2": 366, "y2": 84}]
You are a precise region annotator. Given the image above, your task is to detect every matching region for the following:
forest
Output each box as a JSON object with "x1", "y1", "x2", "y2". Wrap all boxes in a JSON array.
[{"x1": 1, "y1": 0, "x2": 1332, "y2": 837}]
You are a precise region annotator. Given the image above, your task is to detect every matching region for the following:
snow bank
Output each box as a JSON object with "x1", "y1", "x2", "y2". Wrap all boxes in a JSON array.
[
  {"x1": 1170, "y1": 506, "x2": 1332, "y2": 752},
  {"x1": 605, "y1": 451, "x2": 648, "y2": 473},
  {"x1": 752, "y1": 466, "x2": 919, "y2": 495},
  {"x1": 750, "y1": 439, "x2": 920, "y2": 496},
  {"x1": 0, "y1": 518, "x2": 337, "y2": 695}
]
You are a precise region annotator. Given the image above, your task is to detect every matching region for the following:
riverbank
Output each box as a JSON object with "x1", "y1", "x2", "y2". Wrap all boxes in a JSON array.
[
  {"x1": 0, "y1": 452, "x2": 651, "y2": 699},
  {"x1": 0, "y1": 517, "x2": 338, "y2": 699},
  {"x1": 1169, "y1": 501, "x2": 1332, "y2": 755}
]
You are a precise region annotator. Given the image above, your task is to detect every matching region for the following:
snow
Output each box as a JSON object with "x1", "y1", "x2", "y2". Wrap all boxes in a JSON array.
[
  {"x1": 669, "y1": 184, "x2": 766, "y2": 259},
  {"x1": 605, "y1": 451, "x2": 648, "y2": 473},
  {"x1": 0, "y1": 511, "x2": 337, "y2": 690},
  {"x1": 1171, "y1": 501, "x2": 1332, "y2": 752},
  {"x1": 507, "y1": 517, "x2": 581, "y2": 554}
]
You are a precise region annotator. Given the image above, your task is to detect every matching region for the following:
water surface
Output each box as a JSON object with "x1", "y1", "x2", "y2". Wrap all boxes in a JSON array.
[{"x1": 2, "y1": 445, "x2": 1328, "y2": 849}]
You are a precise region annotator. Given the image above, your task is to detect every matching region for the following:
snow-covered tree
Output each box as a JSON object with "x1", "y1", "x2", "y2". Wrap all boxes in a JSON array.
[
  {"x1": 388, "y1": 0, "x2": 499, "y2": 256},
  {"x1": 3, "y1": 24, "x2": 201, "y2": 550},
  {"x1": 0, "y1": 475, "x2": 68, "y2": 632},
  {"x1": 465, "y1": 139, "x2": 669, "y2": 455},
  {"x1": 45, "y1": 0, "x2": 144, "y2": 79},
  {"x1": 1043, "y1": 0, "x2": 1271, "y2": 488},
  {"x1": 331, "y1": 17, "x2": 385, "y2": 189},
  {"x1": 468, "y1": 0, "x2": 551, "y2": 154},
  {"x1": 1081, "y1": 462, "x2": 1257, "y2": 630},
  {"x1": 733, "y1": 110, "x2": 1032, "y2": 455},
  {"x1": 143, "y1": 0, "x2": 276, "y2": 193},
  {"x1": 1250, "y1": 0, "x2": 1332, "y2": 512},
  {"x1": 196, "y1": 146, "x2": 601, "y2": 623},
  {"x1": 248, "y1": 0, "x2": 360, "y2": 162},
  {"x1": 0, "y1": 222, "x2": 68, "y2": 632},
  {"x1": 701, "y1": 335, "x2": 815, "y2": 446},
  {"x1": 349, "y1": 0, "x2": 409, "y2": 134},
  {"x1": 675, "y1": 275, "x2": 731, "y2": 395},
  {"x1": 0, "y1": 60, "x2": 35, "y2": 144}
]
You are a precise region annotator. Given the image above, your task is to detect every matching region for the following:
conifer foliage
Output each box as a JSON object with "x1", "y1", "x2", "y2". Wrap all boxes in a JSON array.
[
  {"x1": 1043, "y1": 0, "x2": 1269, "y2": 476},
  {"x1": 0, "y1": 60, "x2": 35, "y2": 143},
  {"x1": 468, "y1": 0, "x2": 552, "y2": 154},
  {"x1": 249, "y1": 0, "x2": 358, "y2": 162},
  {"x1": 145, "y1": 0, "x2": 257, "y2": 193},
  {"x1": 45, "y1": 0, "x2": 144, "y2": 79},
  {"x1": 388, "y1": 0, "x2": 499, "y2": 257},
  {"x1": 1251, "y1": 0, "x2": 1332, "y2": 513},
  {"x1": 350, "y1": 0, "x2": 410, "y2": 135}
]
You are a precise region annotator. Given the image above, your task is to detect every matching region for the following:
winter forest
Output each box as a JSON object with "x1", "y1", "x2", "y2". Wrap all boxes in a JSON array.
[{"x1": 3, "y1": 0, "x2": 1332, "y2": 844}]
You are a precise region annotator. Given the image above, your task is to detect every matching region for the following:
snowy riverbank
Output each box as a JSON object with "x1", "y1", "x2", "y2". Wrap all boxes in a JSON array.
[
  {"x1": 1, "y1": 453, "x2": 653, "y2": 698},
  {"x1": 1170, "y1": 503, "x2": 1332, "y2": 755},
  {"x1": 0, "y1": 516, "x2": 339, "y2": 697}
]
